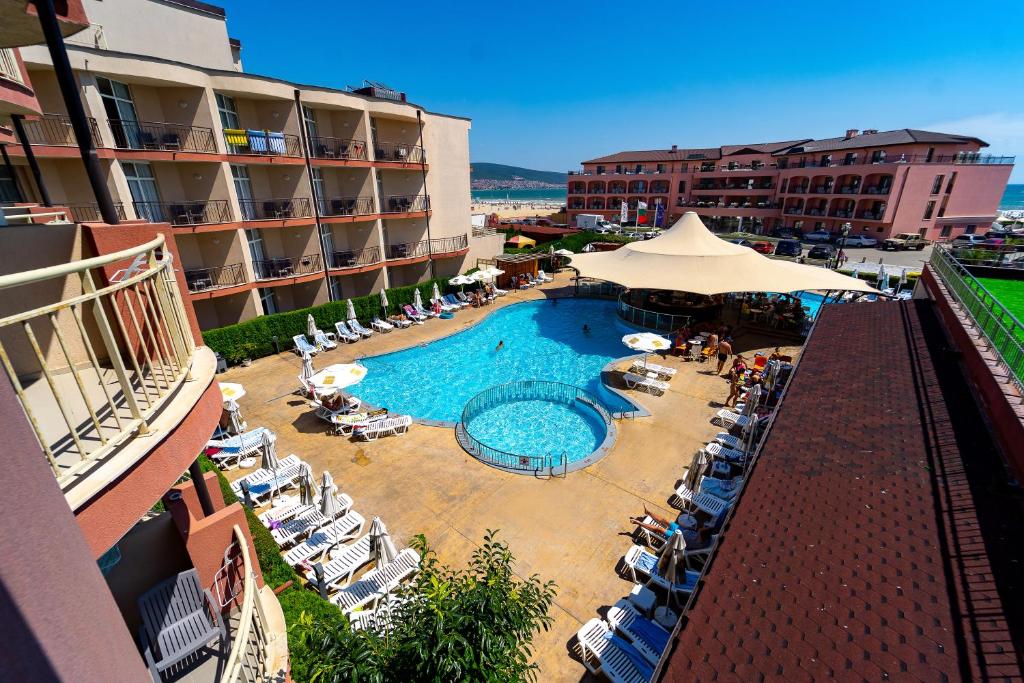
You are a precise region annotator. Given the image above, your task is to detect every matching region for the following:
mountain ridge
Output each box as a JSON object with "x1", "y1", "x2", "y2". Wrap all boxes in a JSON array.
[{"x1": 471, "y1": 163, "x2": 566, "y2": 189}]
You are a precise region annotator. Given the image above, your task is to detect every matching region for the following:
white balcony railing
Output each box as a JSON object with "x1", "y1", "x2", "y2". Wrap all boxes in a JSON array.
[
  {"x1": 0, "y1": 234, "x2": 196, "y2": 486},
  {"x1": 223, "y1": 524, "x2": 271, "y2": 683},
  {"x1": 65, "y1": 23, "x2": 108, "y2": 50},
  {"x1": 0, "y1": 48, "x2": 24, "y2": 84}
]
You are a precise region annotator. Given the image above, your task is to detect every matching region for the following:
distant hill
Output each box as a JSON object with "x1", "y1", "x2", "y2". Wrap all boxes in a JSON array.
[{"x1": 471, "y1": 163, "x2": 566, "y2": 187}]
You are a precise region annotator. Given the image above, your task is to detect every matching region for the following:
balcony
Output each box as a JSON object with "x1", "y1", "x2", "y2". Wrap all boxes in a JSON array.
[
  {"x1": 252, "y1": 253, "x2": 323, "y2": 280},
  {"x1": 381, "y1": 194, "x2": 429, "y2": 214},
  {"x1": 321, "y1": 196, "x2": 375, "y2": 218},
  {"x1": 862, "y1": 185, "x2": 891, "y2": 195},
  {"x1": 374, "y1": 141, "x2": 425, "y2": 164},
  {"x1": 20, "y1": 112, "x2": 103, "y2": 147},
  {"x1": 108, "y1": 120, "x2": 216, "y2": 153},
  {"x1": 830, "y1": 210, "x2": 854, "y2": 219},
  {"x1": 308, "y1": 136, "x2": 368, "y2": 160},
  {"x1": 784, "y1": 153, "x2": 1015, "y2": 168},
  {"x1": 223, "y1": 129, "x2": 302, "y2": 157},
  {"x1": 858, "y1": 211, "x2": 884, "y2": 221},
  {"x1": 430, "y1": 234, "x2": 469, "y2": 254},
  {"x1": 387, "y1": 240, "x2": 430, "y2": 260},
  {"x1": 132, "y1": 200, "x2": 233, "y2": 226},
  {"x1": 0, "y1": 48, "x2": 24, "y2": 84},
  {"x1": 327, "y1": 246, "x2": 382, "y2": 270},
  {"x1": 61, "y1": 202, "x2": 127, "y2": 222},
  {"x1": 0, "y1": 234, "x2": 207, "y2": 503},
  {"x1": 184, "y1": 263, "x2": 246, "y2": 293},
  {"x1": 238, "y1": 197, "x2": 313, "y2": 221}
]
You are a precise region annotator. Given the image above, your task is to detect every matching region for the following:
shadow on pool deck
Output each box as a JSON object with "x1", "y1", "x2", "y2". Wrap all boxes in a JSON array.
[{"x1": 217, "y1": 271, "x2": 801, "y2": 681}]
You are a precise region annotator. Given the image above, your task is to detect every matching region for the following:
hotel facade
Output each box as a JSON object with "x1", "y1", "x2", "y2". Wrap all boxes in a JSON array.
[
  {"x1": 568, "y1": 130, "x2": 1014, "y2": 241},
  {"x1": 2, "y1": 0, "x2": 499, "y2": 331}
]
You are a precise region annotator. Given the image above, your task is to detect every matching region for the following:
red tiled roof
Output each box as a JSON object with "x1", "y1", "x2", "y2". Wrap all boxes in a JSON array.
[
  {"x1": 583, "y1": 148, "x2": 722, "y2": 164},
  {"x1": 660, "y1": 302, "x2": 1023, "y2": 682}
]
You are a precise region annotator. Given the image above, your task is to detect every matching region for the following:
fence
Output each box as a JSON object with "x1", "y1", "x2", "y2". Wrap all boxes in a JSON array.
[
  {"x1": 381, "y1": 194, "x2": 429, "y2": 213},
  {"x1": 238, "y1": 197, "x2": 313, "y2": 221},
  {"x1": 20, "y1": 113, "x2": 103, "y2": 148},
  {"x1": 387, "y1": 240, "x2": 430, "y2": 260},
  {"x1": 321, "y1": 196, "x2": 375, "y2": 217},
  {"x1": 62, "y1": 202, "x2": 128, "y2": 222},
  {"x1": 616, "y1": 293, "x2": 692, "y2": 333},
  {"x1": 307, "y1": 136, "x2": 367, "y2": 160},
  {"x1": 252, "y1": 253, "x2": 322, "y2": 280},
  {"x1": 328, "y1": 246, "x2": 381, "y2": 270},
  {"x1": 0, "y1": 234, "x2": 196, "y2": 485},
  {"x1": 456, "y1": 381, "x2": 610, "y2": 475},
  {"x1": 184, "y1": 263, "x2": 246, "y2": 293},
  {"x1": 222, "y1": 525, "x2": 270, "y2": 683},
  {"x1": 929, "y1": 246, "x2": 1024, "y2": 389},
  {"x1": 429, "y1": 234, "x2": 468, "y2": 254},
  {"x1": 374, "y1": 141, "x2": 425, "y2": 164},
  {"x1": 108, "y1": 120, "x2": 216, "y2": 153},
  {"x1": 132, "y1": 199, "x2": 232, "y2": 225}
]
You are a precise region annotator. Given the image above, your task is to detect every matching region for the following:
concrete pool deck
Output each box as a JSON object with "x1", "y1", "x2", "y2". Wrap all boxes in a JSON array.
[{"x1": 217, "y1": 272, "x2": 801, "y2": 681}]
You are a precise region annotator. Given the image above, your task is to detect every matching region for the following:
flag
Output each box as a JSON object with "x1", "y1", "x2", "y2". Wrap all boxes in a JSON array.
[
  {"x1": 620, "y1": 200, "x2": 628, "y2": 225},
  {"x1": 654, "y1": 202, "x2": 665, "y2": 227},
  {"x1": 637, "y1": 201, "x2": 648, "y2": 225}
]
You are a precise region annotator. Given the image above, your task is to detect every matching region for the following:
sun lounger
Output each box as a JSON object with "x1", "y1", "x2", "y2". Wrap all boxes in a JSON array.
[
  {"x1": 622, "y1": 545, "x2": 700, "y2": 596},
  {"x1": 623, "y1": 372, "x2": 669, "y2": 396},
  {"x1": 332, "y1": 411, "x2": 389, "y2": 436},
  {"x1": 229, "y1": 455, "x2": 304, "y2": 503},
  {"x1": 371, "y1": 317, "x2": 394, "y2": 333},
  {"x1": 455, "y1": 291, "x2": 476, "y2": 307},
  {"x1": 353, "y1": 414, "x2": 412, "y2": 441},
  {"x1": 349, "y1": 595, "x2": 408, "y2": 633},
  {"x1": 293, "y1": 334, "x2": 318, "y2": 356},
  {"x1": 311, "y1": 398, "x2": 362, "y2": 431},
  {"x1": 282, "y1": 510, "x2": 365, "y2": 567},
  {"x1": 443, "y1": 294, "x2": 467, "y2": 309},
  {"x1": 628, "y1": 360, "x2": 677, "y2": 380},
  {"x1": 431, "y1": 297, "x2": 455, "y2": 312},
  {"x1": 606, "y1": 600, "x2": 670, "y2": 667},
  {"x1": 333, "y1": 321, "x2": 360, "y2": 343},
  {"x1": 712, "y1": 408, "x2": 754, "y2": 430},
  {"x1": 348, "y1": 319, "x2": 374, "y2": 338},
  {"x1": 313, "y1": 329, "x2": 338, "y2": 350},
  {"x1": 574, "y1": 617, "x2": 653, "y2": 683},
  {"x1": 537, "y1": 269, "x2": 554, "y2": 283},
  {"x1": 388, "y1": 316, "x2": 413, "y2": 329},
  {"x1": 269, "y1": 501, "x2": 356, "y2": 547},
  {"x1": 699, "y1": 475, "x2": 742, "y2": 502},
  {"x1": 329, "y1": 548, "x2": 420, "y2": 615},
  {"x1": 703, "y1": 441, "x2": 746, "y2": 465},
  {"x1": 413, "y1": 303, "x2": 437, "y2": 318},
  {"x1": 493, "y1": 286, "x2": 508, "y2": 296},
  {"x1": 304, "y1": 535, "x2": 373, "y2": 590},
  {"x1": 205, "y1": 427, "x2": 272, "y2": 469},
  {"x1": 712, "y1": 431, "x2": 744, "y2": 451},
  {"x1": 403, "y1": 304, "x2": 427, "y2": 322}
]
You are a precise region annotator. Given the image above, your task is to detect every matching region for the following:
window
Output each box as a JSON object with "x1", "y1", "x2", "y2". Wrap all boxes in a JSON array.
[
  {"x1": 319, "y1": 221, "x2": 334, "y2": 258},
  {"x1": 780, "y1": 179, "x2": 789, "y2": 193},
  {"x1": 329, "y1": 276, "x2": 344, "y2": 301},
  {"x1": 615, "y1": 164, "x2": 623, "y2": 174},
  {"x1": 311, "y1": 168, "x2": 326, "y2": 214},
  {"x1": 876, "y1": 227, "x2": 884, "y2": 233},
  {"x1": 369, "y1": 117, "x2": 379, "y2": 149},
  {"x1": 945, "y1": 172, "x2": 957, "y2": 194},
  {"x1": 656, "y1": 164, "x2": 665, "y2": 173},
  {"x1": 965, "y1": 224, "x2": 977, "y2": 234},
  {"x1": 870, "y1": 150, "x2": 886, "y2": 163},
  {"x1": 940, "y1": 225, "x2": 952, "y2": 238},
  {"x1": 634, "y1": 164, "x2": 643, "y2": 174},
  {"x1": 215, "y1": 93, "x2": 239, "y2": 129},
  {"x1": 231, "y1": 164, "x2": 254, "y2": 219},
  {"x1": 931, "y1": 175, "x2": 943, "y2": 194},
  {"x1": 302, "y1": 105, "x2": 319, "y2": 142},
  {"x1": 926, "y1": 147, "x2": 935, "y2": 162},
  {"x1": 122, "y1": 162, "x2": 163, "y2": 221},
  {"x1": 843, "y1": 152, "x2": 857, "y2": 165},
  {"x1": 97, "y1": 76, "x2": 139, "y2": 148},
  {"x1": 923, "y1": 201, "x2": 935, "y2": 220},
  {"x1": 258, "y1": 287, "x2": 278, "y2": 315},
  {"x1": 596, "y1": 165, "x2": 605, "y2": 175},
  {"x1": 677, "y1": 180, "x2": 686, "y2": 193},
  {"x1": 0, "y1": 165, "x2": 20, "y2": 202},
  {"x1": 820, "y1": 154, "x2": 832, "y2": 167}
]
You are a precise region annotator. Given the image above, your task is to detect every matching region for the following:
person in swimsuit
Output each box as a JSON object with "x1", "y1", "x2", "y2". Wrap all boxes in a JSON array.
[
  {"x1": 716, "y1": 338, "x2": 733, "y2": 375},
  {"x1": 495, "y1": 340, "x2": 504, "y2": 352}
]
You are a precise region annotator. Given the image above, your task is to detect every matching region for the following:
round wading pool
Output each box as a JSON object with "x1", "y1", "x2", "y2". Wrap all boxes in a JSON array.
[{"x1": 455, "y1": 381, "x2": 616, "y2": 475}]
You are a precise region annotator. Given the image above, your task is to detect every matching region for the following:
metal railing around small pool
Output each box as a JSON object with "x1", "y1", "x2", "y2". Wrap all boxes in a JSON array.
[
  {"x1": 456, "y1": 381, "x2": 611, "y2": 475},
  {"x1": 616, "y1": 293, "x2": 693, "y2": 333}
]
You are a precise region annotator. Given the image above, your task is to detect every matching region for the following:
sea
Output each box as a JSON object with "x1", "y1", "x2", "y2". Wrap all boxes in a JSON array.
[{"x1": 471, "y1": 184, "x2": 1024, "y2": 210}]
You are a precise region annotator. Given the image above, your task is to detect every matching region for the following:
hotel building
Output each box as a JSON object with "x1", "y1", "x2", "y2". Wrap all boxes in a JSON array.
[
  {"x1": 2, "y1": 0, "x2": 500, "y2": 331},
  {"x1": 568, "y1": 130, "x2": 1014, "y2": 241}
]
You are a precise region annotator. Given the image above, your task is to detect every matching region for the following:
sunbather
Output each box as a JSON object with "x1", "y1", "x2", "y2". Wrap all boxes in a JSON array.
[{"x1": 630, "y1": 506, "x2": 714, "y2": 550}]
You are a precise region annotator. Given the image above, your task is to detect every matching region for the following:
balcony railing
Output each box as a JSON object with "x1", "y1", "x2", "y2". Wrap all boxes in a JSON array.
[
  {"x1": 387, "y1": 240, "x2": 430, "y2": 260},
  {"x1": 320, "y1": 196, "x2": 375, "y2": 217},
  {"x1": 252, "y1": 253, "x2": 322, "y2": 280},
  {"x1": 21, "y1": 113, "x2": 104, "y2": 148},
  {"x1": 858, "y1": 210, "x2": 884, "y2": 220},
  {"x1": 374, "y1": 141, "x2": 425, "y2": 164},
  {"x1": 308, "y1": 136, "x2": 368, "y2": 160},
  {"x1": 568, "y1": 169, "x2": 669, "y2": 176},
  {"x1": 0, "y1": 234, "x2": 196, "y2": 485},
  {"x1": 862, "y1": 186, "x2": 891, "y2": 195},
  {"x1": 327, "y1": 246, "x2": 381, "y2": 269},
  {"x1": 430, "y1": 234, "x2": 469, "y2": 254},
  {"x1": 223, "y1": 129, "x2": 302, "y2": 157},
  {"x1": 381, "y1": 194, "x2": 429, "y2": 213},
  {"x1": 682, "y1": 200, "x2": 779, "y2": 210},
  {"x1": 108, "y1": 120, "x2": 216, "y2": 153},
  {"x1": 62, "y1": 202, "x2": 128, "y2": 222},
  {"x1": 184, "y1": 263, "x2": 246, "y2": 293},
  {"x1": 222, "y1": 524, "x2": 271, "y2": 683},
  {"x1": 132, "y1": 200, "x2": 233, "y2": 225},
  {"x1": 238, "y1": 197, "x2": 313, "y2": 221},
  {"x1": 783, "y1": 153, "x2": 1015, "y2": 168},
  {"x1": 0, "y1": 48, "x2": 24, "y2": 84}
]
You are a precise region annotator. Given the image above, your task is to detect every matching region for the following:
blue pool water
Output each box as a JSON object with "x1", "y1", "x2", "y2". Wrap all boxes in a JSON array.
[
  {"x1": 352, "y1": 299, "x2": 640, "y2": 425},
  {"x1": 465, "y1": 399, "x2": 607, "y2": 462}
]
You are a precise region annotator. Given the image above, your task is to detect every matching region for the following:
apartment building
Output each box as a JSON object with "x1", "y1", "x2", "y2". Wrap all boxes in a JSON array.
[
  {"x1": 568, "y1": 129, "x2": 1014, "y2": 241},
  {"x1": 2, "y1": 0, "x2": 499, "y2": 331}
]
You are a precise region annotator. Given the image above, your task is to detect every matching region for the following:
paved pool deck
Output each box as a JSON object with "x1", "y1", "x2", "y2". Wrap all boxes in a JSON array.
[{"x1": 218, "y1": 271, "x2": 801, "y2": 681}]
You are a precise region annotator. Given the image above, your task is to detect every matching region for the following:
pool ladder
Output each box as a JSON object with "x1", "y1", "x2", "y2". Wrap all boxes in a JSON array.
[{"x1": 546, "y1": 453, "x2": 568, "y2": 479}]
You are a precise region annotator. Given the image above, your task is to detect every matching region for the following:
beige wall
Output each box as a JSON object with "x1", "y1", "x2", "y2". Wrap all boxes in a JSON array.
[
  {"x1": 421, "y1": 113, "x2": 471, "y2": 245},
  {"x1": 326, "y1": 220, "x2": 379, "y2": 253}
]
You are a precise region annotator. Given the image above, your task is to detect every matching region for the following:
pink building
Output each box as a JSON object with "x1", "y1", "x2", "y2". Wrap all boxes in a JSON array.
[{"x1": 568, "y1": 129, "x2": 1014, "y2": 241}]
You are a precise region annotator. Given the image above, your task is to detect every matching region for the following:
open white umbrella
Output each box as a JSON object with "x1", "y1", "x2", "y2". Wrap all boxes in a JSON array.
[
  {"x1": 307, "y1": 313, "x2": 317, "y2": 338},
  {"x1": 379, "y1": 289, "x2": 389, "y2": 316},
  {"x1": 309, "y1": 363, "x2": 368, "y2": 393},
  {"x1": 623, "y1": 332, "x2": 671, "y2": 371},
  {"x1": 486, "y1": 266, "x2": 505, "y2": 277},
  {"x1": 346, "y1": 299, "x2": 357, "y2": 321},
  {"x1": 298, "y1": 462, "x2": 316, "y2": 507},
  {"x1": 654, "y1": 529, "x2": 688, "y2": 607},
  {"x1": 449, "y1": 274, "x2": 474, "y2": 291},
  {"x1": 219, "y1": 382, "x2": 246, "y2": 402}
]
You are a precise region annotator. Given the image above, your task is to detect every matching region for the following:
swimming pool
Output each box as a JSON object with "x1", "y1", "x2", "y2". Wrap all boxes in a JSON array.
[{"x1": 351, "y1": 298, "x2": 641, "y2": 427}]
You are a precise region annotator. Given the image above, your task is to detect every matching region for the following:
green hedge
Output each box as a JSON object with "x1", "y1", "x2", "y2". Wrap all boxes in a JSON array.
[{"x1": 202, "y1": 276, "x2": 459, "y2": 365}]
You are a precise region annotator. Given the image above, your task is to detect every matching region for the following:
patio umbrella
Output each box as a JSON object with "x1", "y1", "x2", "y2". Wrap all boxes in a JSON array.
[
  {"x1": 684, "y1": 451, "x2": 707, "y2": 490},
  {"x1": 432, "y1": 282, "x2": 442, "y2": 302},
  {"x1": 876, "y1": 265, "x2": 888, "y2": 291},
  {"x1": 346, "y1": 299, "x2": 357, "y2": 321},
  {"x1": 225, "y1": 399, "x2": 246, "y2": 435},
  {"x1": 319, "y1": 471, "x2": 343, "y2": 556},
  {"x1": 554, "y1": 249, "x2": 573, "y2": 256},
  {"x1": 654, "y1": 530, "x2": 688, "y2": 606},
  {"x1": 414, "y1": 288, "x2": 425, "y2": 311},
  {"x1": 261, "y1": 429, "x2": 281, "y2": 504},
  {"x1": 379, "y1": 289, "x2": 389, "y2": 316},
  {"x1": 219, "y1": 382, "x2": 246, "y2": 402},
  {"x1": 298, "y1": 462, "x2": 316, "y2": 507},
  {"x1": 623, "y1": 332, "x2": 671, "y2": 370},
  {"x1": 897, "y1": 268, "x2": 908, "y2": 293},
  {"x1": 307, "y1": 313, "x2": 317, "y2": 338},
  {"x1": 367, "y1": 516, "x2": 398, "y2": 568},
  {"x1": 742, "y1": 383, "x2": 762, "y2": 416},
  {"x1": 300, "y1": 352, "x2": 315, "y2": 383},
  {"x1": 449, "y1": 274, "x2": 474, "y2": 291},
  {"x1": 308, "y1": 363, "x2": 368, "y2": 394}
]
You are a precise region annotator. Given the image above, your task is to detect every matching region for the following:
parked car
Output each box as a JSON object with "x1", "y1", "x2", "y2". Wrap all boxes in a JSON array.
[
  {"x1": 807, "y1": 244, "x2": 836, "y2": 260},
  {"x1": 729, "y1": 239, "x2": 754, "y2": 248},
  {"x1": 882, "y1": 232, "x2": 931, "y2": 251},
  {"x1": 772, "y1": 227, "x2": 801, "y2": 240},
  {"x1": 752, "y1": 241, "x2": 775, "y2": 254},
  {"x1": 803, "y1": 230, "x2": 833, "y2": 243},
  {"x1": 951, "y1": 234, "x2": 988, "y2": 247},
  {"x1": 774, "y1": 240, "x2": 803, "y2": 257},
  {"x1": 841, "y1": 234, "x2": 878, "y2": 248}
]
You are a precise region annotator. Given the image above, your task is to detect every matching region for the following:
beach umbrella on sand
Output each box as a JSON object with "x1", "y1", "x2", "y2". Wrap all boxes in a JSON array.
[
  {"x1": 379, "y1": 289, "x2": 389, "y2": 316},
  {"x1": 654, "y1": 530, "x2": 688, "y2": 606},
  {"x1": 298, "y1": 462, "x2": 316, "y2": 507},
  {"x1": 307, "y1": 313, "x2": 317, "y2": 338},
  {"x1": 623, "y1": 332, "x2": 671, "y2": 370},
  {"x1": 346, "y1": 299, "x2": 357, "y2": 321}
]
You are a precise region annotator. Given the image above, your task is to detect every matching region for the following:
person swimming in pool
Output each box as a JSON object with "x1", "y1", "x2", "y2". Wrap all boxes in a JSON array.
[
  {"x1": 495, "y1": 340, "x2": 504, "y2": 352},
  {"x1": 582, "y1": 324, "x2": 591, "y2": 334}
]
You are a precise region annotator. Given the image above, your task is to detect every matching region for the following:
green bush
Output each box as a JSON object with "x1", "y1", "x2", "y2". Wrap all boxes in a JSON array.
[{"x1": 202, "y1": 276, "x2": 457, "y2": 365}]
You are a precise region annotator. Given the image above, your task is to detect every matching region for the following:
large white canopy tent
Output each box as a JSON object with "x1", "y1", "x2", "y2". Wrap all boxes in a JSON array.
[{"x1": 567, "y1": 212, "x2": 878, "y2": 295}]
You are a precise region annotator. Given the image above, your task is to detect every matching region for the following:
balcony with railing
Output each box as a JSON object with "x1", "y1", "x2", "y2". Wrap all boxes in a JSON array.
[
  {"x1": 327, "y1": 246, "x2": 382, "y2": 270},
  {"x1": 374, "y1": 141, "x2": 426, "y2": 164},
  {"x1": 308, "y1": 136, "x2": 368, "y2": 161},
  {"x1": 62, "y1": 202, "x2": 127, "y2": 223},
  {"x1": 320, "y1": 196, "x2": 375, "y2": 218},
  {"x1": 0, "y1": 48, "x2": 25, "y2": 85},
  {"x1": 132, "y1": 199, "x2": 233, "y2": 226},
  {"x1": 108, "y1": 120, "x2": 217, "y2": 153},
  {"x1": 223, "y1": 129, "x2": 302, "y2": 157},
  {"x1": 782, "y1": 152, "x2": 1015, "y2": 169},
  {"x1": 381, "y1": 194, "x2": 430, "y2": 214},
  {"x1": 184, "y1": 262, "x2": 246, "y2": 293},
  {"x1": 252, "y1": 253, "x2": 323, "y2": 281},
  {"x1": 387, "y1": 239, "x2": 430, "y2": 260},
  {"x1": 238, "y1": 197, "x2": 313, "y2": 221},
  {"x1": 21, "y1": 113, "x2": 103, "y2": 148},
  {"x1": 430, "y1": 234, "x2": 469, "y2": 255}
]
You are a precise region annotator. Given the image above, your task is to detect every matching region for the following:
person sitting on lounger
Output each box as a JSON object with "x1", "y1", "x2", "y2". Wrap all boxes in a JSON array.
[
  {"x1": 630, "y1": 507, "x2": 714, "y2": 550},
  {"x1": 321, "y1": 389, "x2": 344, "y2": 412}
]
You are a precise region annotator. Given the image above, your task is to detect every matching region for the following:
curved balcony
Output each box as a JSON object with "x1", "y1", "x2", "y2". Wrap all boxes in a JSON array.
[
  {"x1": 429, "y1": 234, "x2": 469, "y2": 255},
  {"x1": 184, "y1": 262, "x2": 246, "y2": 293},
  {"x1": 20, "y1": 112, "x2": 103, "y2": 147},
  {"x1": 387, "y1": 239, "x2": 430, "y2": 260}
]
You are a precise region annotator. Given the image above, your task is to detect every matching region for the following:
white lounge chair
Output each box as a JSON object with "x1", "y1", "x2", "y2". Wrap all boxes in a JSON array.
[
  {"x1": 313, "y1": 329, "x2": 338, "y2": 350},
  {"x1": 329, "y1": 548, "x2": 420, "y2": 615},
  {"x1": 712, "y1": 408, "x2": 755, "y2": 430},
  {"x1": 493, "y1": 286, "x2": 508, "y2": 296},
  {"x1": 229, "y1": 455, "x2": 305, "y2": 504},
  {"x1": 712, "y1": 431, "x2": 744, "y2": 451},
  {"x1": 353, "y1": 415, "x2": 412, "y2": 441},
  {"x1": 332, "y1": 411, "x2": 389, "y2": 436},
  {"x1": 293, "y1": 334, "x2": 318, "y2": 356},
  {"x1": 304, "y1": 535, "x2": 373, "y2": 590},
  {"x1": 606, "y1": 600, "x2": 670, "y2": 667},
  {"x1": 348, "y1": 319, "x2": 374, "y2": 338},
  {"x1": 537, "y1": 269, "x2": 554, "y2": 283},
  {"x1": 387, "y1": 316, "x2": 413, "y2": 329},
  {"x1": 333, "y1": 321, "x2": 360, "y2": 343},
  {"x1": 371, "y1": 317, "x2": 394, "y2": 333},
  {"x1": 269, "y1": 500, "x2": 356, "y2": 547},
  {"x1": 205, "y1": 427, "x2": 272, "y2": 469},
  {"x1": 431, "y1": 297, "x2": 456, "y2": 312},
  {"x1": 349, "y1": 595, "x2": 409, "y2": 633},
  {"x1": 413, "y1": 303, "x2": 438, "y2": 319},
  {"x1": 623, "y1": 372, "x2": 669, "y2": 396},
  {"x1": 703, "y1": 441, "x2": 746, "y2": 465},
  {"x1": 574, "y1": 618, "x2": 652, "y2": 683},
  {"x1": 622, "y1": 545, "x2": 700, "y2": 596},
  {"x1": 628, "y1": 360, "x2": 677, "y2": 380},
  {"x1": 310, "y1": 398, "x2": 362, "y2": 430},
  {"x1": 281, "y1": 511, "x2": 365, "y2": 567},
  {"x1": 402, "y1": 304, "x2": 427, "y2": 322}
]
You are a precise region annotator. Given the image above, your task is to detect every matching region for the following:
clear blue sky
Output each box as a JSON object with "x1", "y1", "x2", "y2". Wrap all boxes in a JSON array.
[{"x1": 222, "y1": 0, "x2": 1024, "y2": 181}]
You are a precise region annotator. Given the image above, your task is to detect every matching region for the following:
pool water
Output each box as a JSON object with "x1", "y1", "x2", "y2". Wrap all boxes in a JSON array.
[
  {"x1": 464, "y1": 398, "x2": 606, "y2": 462},
  {"x1": 352, "y1": 299, "x2": 640, "y2": 424}
]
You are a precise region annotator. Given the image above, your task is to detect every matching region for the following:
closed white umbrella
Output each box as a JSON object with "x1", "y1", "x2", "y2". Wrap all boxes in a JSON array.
[
  {"x1": 379, "y1": 289, "x2": 389, "y2": 316},
  {"x1": 654, "y1": 529, "x2": 688, "y2": 607},
  {"x1": 298, "y1": 462, "x2": 316, "y2": 507},
  {"x1": 260, "y1": 430, "x2": 282, "y2": 503},
  {"x1": 741, "y1": 383, "x2": 762, "y2": 417},
  {"x1": 300, "y1": 352, "x2": 315, "y2": 382},
  {"x1": 623, "y1": 332, "x2": 671, "y2": 370},
  {"x1": 414, "y1": 288, "x2": 424, "y2": 311},
  {"x1": 432, "y1": 282, "x2": 442, "y2": 302},
  {"x1": 367, "y1": 516, "x2": 398, "y2": 567},
  {"x1": 307, "y1": 313, "x2": 317, "y2": 338},
  {"x1": 346, "y1": 299, "x2": 357, "y2": 321},
  {"x1": 898, "y1": 268, "x2": 908, "y2": 293},
  {"x1": 876, "y1": 265, "x2": 888, "y2": 292},
  {"x1": 319, "y1": 471, "x2": 343, "y2": 559},
  {"x1": 225, "y1": 399, "x2": 246, "y2": 435}
]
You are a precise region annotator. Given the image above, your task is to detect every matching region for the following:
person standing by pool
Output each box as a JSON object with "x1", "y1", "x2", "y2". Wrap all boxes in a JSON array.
[{"x1": 716, "y1": 338, "x2": 733, "y2": 375}]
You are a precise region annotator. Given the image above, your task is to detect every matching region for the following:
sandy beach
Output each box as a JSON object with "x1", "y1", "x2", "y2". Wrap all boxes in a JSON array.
[{"x1": 471, "y1": 199, "x2": 565, "y2": 220}]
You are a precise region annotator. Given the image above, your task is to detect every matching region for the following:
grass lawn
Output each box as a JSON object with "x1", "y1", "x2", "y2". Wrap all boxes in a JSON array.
[{"x1": 977, "y1": 277, "x2": 1024, "y2": 324}]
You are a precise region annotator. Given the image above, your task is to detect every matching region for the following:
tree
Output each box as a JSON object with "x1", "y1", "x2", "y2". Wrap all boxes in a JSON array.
[{"x1": 292, "y1": 530, "x2": 557, "y2": 683}]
